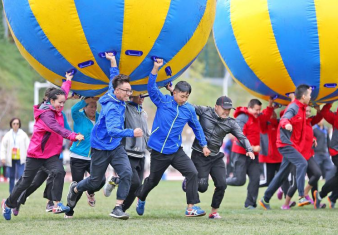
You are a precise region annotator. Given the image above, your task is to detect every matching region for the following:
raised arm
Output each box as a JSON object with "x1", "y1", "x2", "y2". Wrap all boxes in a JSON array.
[
  {"x1": 147, "y1": 59, "x2": 170, "y2": 107},
  {"x1": 61, "y1": 72, "x2": 73, "y2": 98},
  {"x1": 321, "y1": 103, "x2": 335, "y2": 125},
  {"x1": 106, "y1": 52, "x2": 119, "y2": 93},
  {"x1": 311, "y1": 106, "x2": 323, "y2": 126}
]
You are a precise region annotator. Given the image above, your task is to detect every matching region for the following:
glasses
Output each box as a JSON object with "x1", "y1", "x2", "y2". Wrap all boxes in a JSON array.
[
  {"x1": 118, "y1": 88, "x2": 133, "y2": 95},
  {"x1": 12, "y1": 123, "x2": 19, "y2": 125}
]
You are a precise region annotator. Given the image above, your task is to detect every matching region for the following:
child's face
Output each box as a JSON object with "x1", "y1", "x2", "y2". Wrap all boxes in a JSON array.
[{"x1": 50, "y1": 95, "x2": 66, "y2": 112}]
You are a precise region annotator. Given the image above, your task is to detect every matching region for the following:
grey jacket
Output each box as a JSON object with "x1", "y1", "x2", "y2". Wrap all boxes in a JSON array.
[
  {"x1": 192, "y1": 105, "x2": 252, "y2": 156},
  {"x1": 122, "y1": 102, "x2": 150, "y2": 158}
]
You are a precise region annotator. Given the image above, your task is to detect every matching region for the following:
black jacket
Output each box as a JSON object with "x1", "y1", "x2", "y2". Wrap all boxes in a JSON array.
[{"x1": 192, "y1": 106, "x2": 253, "y2": 156}]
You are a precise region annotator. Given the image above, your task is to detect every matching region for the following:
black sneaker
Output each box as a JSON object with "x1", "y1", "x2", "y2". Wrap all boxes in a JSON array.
[
  {"x1": 67, "y1": 182, "x2": 78, "y2": 208},
  {"x1": 109, "y1": 205, "x2": 129, "y2": 220}
]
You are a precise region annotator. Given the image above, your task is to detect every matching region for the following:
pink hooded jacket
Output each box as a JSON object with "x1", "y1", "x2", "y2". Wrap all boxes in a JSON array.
[{"x1": 27, "y1": 80, "x2": 77, "y2": 159}]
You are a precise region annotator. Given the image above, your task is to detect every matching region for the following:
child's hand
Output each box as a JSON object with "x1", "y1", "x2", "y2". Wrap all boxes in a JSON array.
[
  {"x1": 65, "y1": 72, "x2": 74, "y2": 81},
  {"x1": 154, "y1": 58, "x2": 163, "y2": 68}
]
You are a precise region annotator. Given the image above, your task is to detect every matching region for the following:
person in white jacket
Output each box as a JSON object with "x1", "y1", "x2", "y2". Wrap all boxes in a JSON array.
[{"x1": 0, "y1": 118, "x2": 30, "y2": 193}]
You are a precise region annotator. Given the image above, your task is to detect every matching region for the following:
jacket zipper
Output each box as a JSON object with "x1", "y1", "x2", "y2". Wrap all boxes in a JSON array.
[
  {"x1": 151, "y1": 127, "x2": 159, "y2": 135},
  {"x1": 161, "y1": 105, "x2": 179, "y2": 153}
]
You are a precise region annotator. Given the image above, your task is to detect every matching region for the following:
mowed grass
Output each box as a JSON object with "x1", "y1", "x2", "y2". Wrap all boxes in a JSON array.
[{"x1": 0, "y1": 180, "x2": 336, "y2": 235}]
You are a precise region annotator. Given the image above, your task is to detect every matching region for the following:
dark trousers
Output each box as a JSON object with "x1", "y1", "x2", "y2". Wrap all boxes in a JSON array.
[
  {"x1": 192, "y1": 150, "x2": 227, "y2": 209},
  {"x1": 76, "y1": 145, "x2": 132, "y2": 200},
  {"x1": 66, "y1": 157, "x2": 105, "y2": 216},
  {"x1": 6, "y1": 155, "x2": 65, "y2": 208},
  {"x1": 286, "y1": 157, "x2": 321, "y2": 198},
  {"x1": 314, "y1": 152, "x2": 335, "y2": 179},
  {"x1": 122, "y1": 156, "x2": 145, "y2": 212},
  {"x1": 136, "y1": 148, "x2": 200, "y2": 205},
  {"x1": 226, "y1": 153, "x2": 260, "y2": 208},
  {"x1": 264, "y1": 146, "x2": 308, "y2": 202},
  {"x1": 17, "y1": 166, "x2": 52, "y2": 205},
  {"x1": 259, "y1": 163, "x2": 281, "y2": 187},
  {"x1": 320, "y1": 155, "x2": 338, "y2": 199},
  {"x1": 8, "y1": 160, "x2": 25, "y2": 193}
]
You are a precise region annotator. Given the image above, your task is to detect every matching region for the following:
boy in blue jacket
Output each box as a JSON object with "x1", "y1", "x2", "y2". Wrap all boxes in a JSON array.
[
  {"x1": 135, "y1": 59, "x2": 211, "y2": 217},
  {"x1": 67, "y1": 53, "x2": 143, "y2": 220}
]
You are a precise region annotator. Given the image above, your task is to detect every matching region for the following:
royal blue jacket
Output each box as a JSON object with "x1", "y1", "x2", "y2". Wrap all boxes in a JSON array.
[
  {"x1": 91, "y1": 67, "x2": 134, "y2": 150},
  {"x1": 70, "y1": 100, "x2": 99, "y2": 157},
  {"x1": 147, "y1": 73, "x2": 207, "y2": 154}
]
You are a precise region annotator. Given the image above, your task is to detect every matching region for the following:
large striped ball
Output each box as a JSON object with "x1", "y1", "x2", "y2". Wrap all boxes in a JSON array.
[
  {"x1": 214, "y1": 0, "x2": 338, "y2": 105},
  {"x1": 3, "y1": 0, "x2": 216, "y2": 97}
]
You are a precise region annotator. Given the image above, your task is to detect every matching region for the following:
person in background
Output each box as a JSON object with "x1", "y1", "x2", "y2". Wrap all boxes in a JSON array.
[{"x1": 1, "y1": 118, "x2": 30, "y2": 193}]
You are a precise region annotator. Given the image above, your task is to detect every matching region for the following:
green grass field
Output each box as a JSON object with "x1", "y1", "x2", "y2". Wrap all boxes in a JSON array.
[{"x1": 0, "y1": 181, "x2": 336, "y2": 235}]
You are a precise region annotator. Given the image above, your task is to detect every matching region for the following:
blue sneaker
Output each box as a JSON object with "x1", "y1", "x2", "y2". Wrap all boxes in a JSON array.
[
  {"x1": 136, "y1": 198, "x2": 146, "y2": 216},
  {"x1": 2, "y1": 199, "x2": 11, "y2": 221},
  {"x1": 182, "y1": 178, "x2": 187, "y2": 192},
  {"x1": 185, "y1": 206, "x2": 206, "y2": 217},
  {"x1": 52, "y1": 202, "x2": 70, "y2": 214}
]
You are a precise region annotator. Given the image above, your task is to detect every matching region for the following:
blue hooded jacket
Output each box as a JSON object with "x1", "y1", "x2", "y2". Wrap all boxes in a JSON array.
[
  {"x1": 70, "y1": 99, "x2": 99, "y2": 157},
  {"x1": 147, "y1": 73, "x2": 207, "y2": 154},
  {"x1": 91, "y1": 67, "x2": 134, "y2": 150}
]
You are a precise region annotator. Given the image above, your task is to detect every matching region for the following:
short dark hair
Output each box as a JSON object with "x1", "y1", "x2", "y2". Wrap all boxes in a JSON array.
[
  {"x1": 112, "y1": 74, "x2": 130, "y2": 89},
  {"x1": 248, "y1": 99, "x2": 262, "y2": 108},
  {"x1": 174, "y1": 81, "x2": 192, "y2": 94},
  {"x1": 10, "y1": 118, "x2": 21, "y2": 128},
  {"x1": 295, "y1": 84, "x2": 310, "y2": 100}
]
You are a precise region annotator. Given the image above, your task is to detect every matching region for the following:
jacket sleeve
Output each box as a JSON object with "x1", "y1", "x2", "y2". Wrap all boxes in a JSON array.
[
  {"x1": 321, "y1": 103, "x2": 335, "y2": 125},
  {"x1": 39, "y1": 111, "x2": 77, "y2": 141},
  {"x1": 105, "y1": 106, "x2": 134, "y2": 138},
  {"x1": 0, "y1": 133, "x2": 9, "y2": 161},
  {"x1": 71, "y1": 100, "x2": 87, "y2": 124},
  {"x1": 311, "y1": 112, "x2": 323, "y2": 126},
  {"x1": 280, "y1": 104, "x2": 297, "y2": 128},
  {"x1": 259, "y1": 106, "x2": 273, "y2": 132},
  {"x1": 61, "y1": 80, "x2": 72, "y2": 98},
  {"x1": 193, "y1": 105, "x2": 209, "y2": 116},
  {"x1": 188, "y1": 107, "x2": 207, "y2": 147},
  {"x1": 147, "y1": 72, "x2": 171, "y2": 107},
  {"x1": 62, "y1": 112, "x2": 72, "y2": 131},
  {"x1": 230, "y1": 120, "x2": 253, "y2": 152},
  {"x1": 108, "y1": 67, "x2": 120, "y2": 93},
  {"x1": 236, "y1": 114, "x2": 249, "y2": 132}
]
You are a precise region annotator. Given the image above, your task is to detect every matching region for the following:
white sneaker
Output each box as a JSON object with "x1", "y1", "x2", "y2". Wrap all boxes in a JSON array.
[{"x1": 103, "y1": 176, "x2": 120, "y2": 197}]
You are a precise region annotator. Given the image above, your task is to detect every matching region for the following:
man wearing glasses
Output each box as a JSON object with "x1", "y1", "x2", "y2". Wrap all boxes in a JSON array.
[{"x1": 67, "y1": 53, "x2": 143, "y2": 220}]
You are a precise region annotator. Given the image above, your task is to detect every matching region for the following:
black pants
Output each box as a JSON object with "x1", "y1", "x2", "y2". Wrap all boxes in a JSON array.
[
  {"x1": 320, "y1": 155, "x2": 338, "y2": 199},
  {"x1": 286, "y1": 157, "x2": 321, "y2": 198},
  {"x1": 6, "y1": 155, "x2": 65, "y2": 208},
  {"x1": 66, "y1": 157, "x2": 105, "y2": 216},
  {"x1": 136, "y1": 148, "x2": 200, "y2": 205},
  {"x1": 226, "y1": 153, "x2": 260, "y2": 208},
  {"x1": 191, "y1": 150, "x2": 227, "y2": 209},
  {"x1": 259, "y1": 163, "x2": 280, "y2": 187},
  {"x1": 122, "y1": 156, "x2": 145, "y2": 212},
  {"x1": 17, "y1": 166, "x2": 52, "y2": 205}
]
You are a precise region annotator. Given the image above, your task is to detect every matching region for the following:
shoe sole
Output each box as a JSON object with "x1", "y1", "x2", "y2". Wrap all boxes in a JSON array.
[
  {"x1": 259, "y1": 200, "x2": 270, "y2": 210},
  {"x1": 85, "y1": 191, "x2": 96, "y2": 207},
  {"x1": 67, "y1": 182, "x2": 77, "y2": 208},
  {"x1": 185, "y1": 212, "x2": 206, "y2": 217},
  {"x1": 109, "y1": 213, "x2": 129, "y2": 220},
  {"x1": 298, "y1": 201, "x2": 311, "y2": 207},
  {"x1": 313, "y1": 190, "x2": 319, "y2": 209},
  {"x1": 328, "y1": 197, "x2": 334, "y2": 209},
  {"x1": 46, "y1": 209, "x2": 53, "y2": 212}
]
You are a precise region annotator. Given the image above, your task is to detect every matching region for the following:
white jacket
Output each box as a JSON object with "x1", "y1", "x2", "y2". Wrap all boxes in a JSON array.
[{"x1": 0, "y1": 129, "x2": 30, "y2": 167}]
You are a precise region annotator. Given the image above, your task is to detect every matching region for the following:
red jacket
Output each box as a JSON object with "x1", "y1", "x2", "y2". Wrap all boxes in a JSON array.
[
  {"x1": 277, "y1": 99, "x2": 307, "y2": 151},
  {"x1": 321, "y1": 104, "x2": 338, "y2": 156},
  {"x1": 232, "y1": 106, "x2": 273, "y2": 156},
  {"x1": 300, "y1": 113, "x2": 323, "y2": 160},
  {"x1": 259, "y1": 118, "x2": 283, "y2": 163}
]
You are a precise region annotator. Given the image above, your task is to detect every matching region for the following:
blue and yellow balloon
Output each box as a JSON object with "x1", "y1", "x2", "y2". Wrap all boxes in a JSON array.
[
  {"x1": 214, "y1": 0, "x2": 338, "y2": 105},
  {"x1": 3, "y1": 0, "x2": 216, "y2": 96}
]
